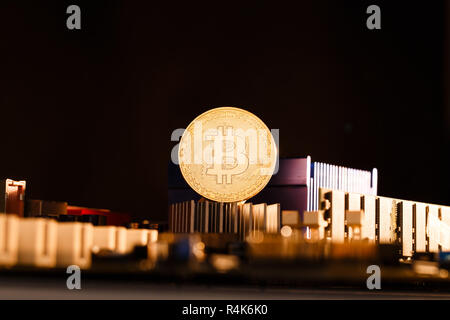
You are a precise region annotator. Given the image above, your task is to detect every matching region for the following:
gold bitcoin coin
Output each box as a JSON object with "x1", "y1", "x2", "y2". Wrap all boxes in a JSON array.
[{"x1": 178, "y1": 107, "x2": 277, "y2": 202}]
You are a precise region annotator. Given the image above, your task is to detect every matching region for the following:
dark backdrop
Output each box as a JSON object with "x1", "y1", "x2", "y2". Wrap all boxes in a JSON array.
[{"x1": 1, "y1": 1, "x2": 449, "y2": 221}]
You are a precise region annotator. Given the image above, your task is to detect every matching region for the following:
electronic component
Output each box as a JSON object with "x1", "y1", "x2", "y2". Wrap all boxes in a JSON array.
[
  {"x1": 303, "y1": 210, "x2": 328, "y2": 241},
  {"x1": 0, "y1": 214, "x2": 19, "y2": 267},
  {"x1": 281, "y1": 210, "x2": 301, "y2": 228},
  {"x1": 67, "y1": 206, "x2": 131, "y2": 226},
  {"x1": 1, "y1": 215, "x2": 158, "y2": 268},
  {"x1": 25, "y1": 200, "x2": 67, "y2": 218},
  {"x1": 93, "y1": 226, "x2": 126, "y2": 253},
  {"x1": 17, "y1": 218, "x2": 57, "y2": 267},
  {"x1": 266, "y1": 203, "x2": 281, "y2": 233},
  {"x1": 345, "y1": 210, "x2": 365, "y2": 240},
  {"x1": 0, "y1": 179, "x2": 26, "y2": 217},
  {"x1": 169, "y1": 200, "x2": 280, "y2": 241},
  {"x1": 125, "y1": 229, "x2": 158, "y2": 253},
  {"x1": 56, "y1": 222, "x2": 93, "y2": 269},
  {"x1": 314, "y1": 187, "x2": 450, "y2": 257}
]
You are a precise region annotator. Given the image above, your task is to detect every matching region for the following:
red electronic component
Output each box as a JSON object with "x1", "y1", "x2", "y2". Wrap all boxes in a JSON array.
[{"x1": 67, "y1": 206, "x2": 131, "y2": 226}]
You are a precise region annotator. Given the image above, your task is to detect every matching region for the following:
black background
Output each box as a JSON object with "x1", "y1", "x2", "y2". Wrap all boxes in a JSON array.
[{"x1": 0, "y1": 1, "x2": 449, "y2": 221}]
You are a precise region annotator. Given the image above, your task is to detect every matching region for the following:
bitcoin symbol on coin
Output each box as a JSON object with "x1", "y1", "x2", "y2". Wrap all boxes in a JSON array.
[
  {"x1": 206, "y1": 126, "x2": 249, "y2": 184},
  {"x1": 178, "y1": 107, "x2": 277, "y2": 203}
]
